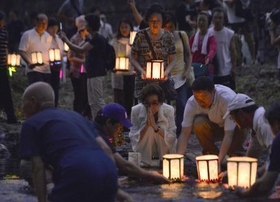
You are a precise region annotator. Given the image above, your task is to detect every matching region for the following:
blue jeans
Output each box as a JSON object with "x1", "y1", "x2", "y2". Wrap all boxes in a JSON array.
[{"x1": 175, "y1": 82, "x2": 192, "y2": 137}]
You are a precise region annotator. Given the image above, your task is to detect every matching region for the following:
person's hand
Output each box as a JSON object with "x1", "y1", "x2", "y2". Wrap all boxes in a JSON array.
[
  {"x1": 150, "y1": 171, "x2": 170, "y2": 184},
  {"x1": 218, "y1": 171, "x2": 227, "y2": 181},
  {"x1": 127, "y1": 0, "x2": 135, "y2": 8},
  {"x1": 182, "y1": 67, "x2": 191, "y2": 80},
  {"x1": 58, "y1": 31, "x2": 68, "y2": 43}
]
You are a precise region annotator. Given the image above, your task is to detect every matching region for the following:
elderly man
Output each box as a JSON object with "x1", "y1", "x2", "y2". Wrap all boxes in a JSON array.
[
  {"x1": 177, "y1": 76, "x2": 247, "y2": 169},
  {"x1": 223, "y1": 93, "x2": 274, "y2": 176},
  {"x1": 20, "y1": 82, "x2": 118, "y2": 202},
  {"x1": 19, "y1": 13, "x2": 52, "y2": 85}
]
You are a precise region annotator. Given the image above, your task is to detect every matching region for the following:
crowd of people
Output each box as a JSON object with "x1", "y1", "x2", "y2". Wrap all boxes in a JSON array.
[{"x1": 1, "y1": 0, "x2": 280, "y2": 201}]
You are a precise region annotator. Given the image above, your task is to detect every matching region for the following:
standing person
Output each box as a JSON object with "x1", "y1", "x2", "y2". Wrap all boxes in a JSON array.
[
  {"x1": 111, "y1": 19, "x2": 135, "y2": 118},
  {"x1": 129, "y1": 84, "x2": 177, "y2": 166},
  {"x1": 130, "y1": 4, "x2": 176, "y2": 101},
  {"x1": 20, "y1": 82, "x2": 118, "y2": 202},
  {"x1": 163, "y1": 12, "x2": 194, "y2": 137},
  {"x1": 68, "y1": 15, "x2": 91, "y2": 118},
  {"x1": 18, "y1": 13, "x2": 52, "y2": 85},
  {"x1": 60, "y1": 14, "x2": 107, "y2": 119},
  {"x1": 176, "y1": 76, "x2": 247, "y2": 170},
  {"x1": 235, "y1": 102, "x2": 280, "y2": 199},
  {"x1": 190, "y1": 11, "x2": 217, "y2": 79},
  {"x1": 99, "y1": 14, "x2": 113, "y2": 42},
  {"x1": 0, "y1": 10, "x2": 17, "y2": 124},
  {"x1": 209, "y1": 7, "x2": 237, "y2": 90},
  {"x1": 46, "y1": 18, "x2": 64, "y2": 107}
]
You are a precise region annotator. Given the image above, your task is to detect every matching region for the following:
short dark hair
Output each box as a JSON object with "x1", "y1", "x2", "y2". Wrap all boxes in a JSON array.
[
  {"x1": 265, "y1": 102, "x2": 280, "y2": 125},
  {"x1": 85, "y1": 13, "x2": 100, "y2": 31},
  {"x1": 163, "y1": 11, "x2": 176, "y2": 27},
  {"x1": 47, "y1": 17, "x2": 59, "y2": 28},
  {"x1": 197, "y1": 11, "x2": 212, "y2": 26},
  {"x1": 116, "y1": 18, "x2": 133, "y2": 39},
  {"x1": 0, "y1": 11, "x2": 6, "y2": 20},
  {"x1": 144, "y1": 3, "x2": 165, "y2": 22},
  {"x1": 192, "y1": 76, "x2": 215, "y2": 92},
  {"x1": 139, "y1": 84, "x2": 165, "y2": 103}
]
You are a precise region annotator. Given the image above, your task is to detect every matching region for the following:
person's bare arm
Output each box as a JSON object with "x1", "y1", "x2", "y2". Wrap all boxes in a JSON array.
[
  {"x1": 127, "y1": 0, "x2": 143, "y2": 26},
  {"x1": 176, "y1": 126, "x2": 192, "y2": 154},
  {"x1": 218, "y1": 130, "x2": 234, "y2": 170},
  {"x1": 130, "y1": 53, "x2": 145, "y2": 77},
  {"x1": 31, "y1": 156, "x2": 47, "y2": 202},
  {"x1": 95, "y1": 136, "x2": 115, "y2": 163},
  {"x1": 59, "y1": 32, "x2": 93, "y2": 53},
  {"x1": 164, "y1": 54, "x2": 176, "y2": 78}
]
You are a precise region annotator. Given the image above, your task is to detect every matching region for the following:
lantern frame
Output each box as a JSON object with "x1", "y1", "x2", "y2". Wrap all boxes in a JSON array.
[
  {"x1": 227, "y1": 156, "x2": 258, "y2": 189},
  {"x1": 7, "y1": 53, "x2": 21, "y2": 67},
  {"x1": 49, "y1": 48, "x2": 62, "y2": 70},
  {"x1": 64, "y1": 42, "x2": 69, "y2": 52},
  {"x1": 115, "y1": 56, "x2": 129, "y2": 71},
  {"x1": 129, "y1": 31, "x2": 137, "y2": 46},
  {"x1": 162, "y1": 154, "x2": 184, "y2": 181},
  {"x1": 196, "y1": 155, "x2": 219, "y2": 182},
  {"x1": 145, "y1": 60, "x2": 165, "y2": 80},
  {"x1": 31, "y1": 51, "x2": 44, "y2": 66}
]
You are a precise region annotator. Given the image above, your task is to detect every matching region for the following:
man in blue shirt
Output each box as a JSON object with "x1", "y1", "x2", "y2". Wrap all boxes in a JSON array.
[{"x1": 20, "y1": 82, "x2": 118, "y2": 202}]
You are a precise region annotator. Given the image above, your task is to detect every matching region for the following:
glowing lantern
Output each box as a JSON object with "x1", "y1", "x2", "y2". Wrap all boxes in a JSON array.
[
  {"x1": 129, "y1": 31, "x2": 137, "y2": 45},
  {"x1": 64, "y1": 43, "x2": 69, "y2": 52},
  {"x1": 146, "y1": 60, "x2": 164, "y2": 80},
  {"x1": 115, "y1": 57, "x2": 129, "y2": 71},
  {"x1": 227, "y1": 157, "x2": 258, "y2": 189},
  {"x1": 163, "y1": 154, "x2": 184, "y2": 181},
  {"x1": 31, "y1": 51, "x2": 43, "y2": 65},
  {"x1": 49, "y1": 48, "x2": 62, "y2": 70},
  {"x1": 196, "y1": 155, "x2": 219, "y2": 182},
  {"x1": 7, "y1": 53, "x2": 20, "y2": 67}
]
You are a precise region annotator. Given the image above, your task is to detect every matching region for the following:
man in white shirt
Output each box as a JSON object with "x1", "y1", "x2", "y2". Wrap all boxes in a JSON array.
[
  {"x1": 177, "y1": 76, "x2": 247, "y2": 169},
  {"x1": 209, "y1": 7, "x2": 237, "y2": 90},
  {"x1": 19, "y1": 13, "x2": 52, "y2": 85}
]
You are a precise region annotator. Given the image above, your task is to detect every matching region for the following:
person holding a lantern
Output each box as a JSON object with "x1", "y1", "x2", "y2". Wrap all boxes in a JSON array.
[
  {"x1": 129, "y1": 84, "x2": 177, "y2": 167},
  {"x1": 93, "y1": 103, "x2": 170, "y2": 185},
  {"x1": 235, "y1": 102, "x2": 280, "y2": 199},
  {"x1": 0, "y1": 10, "x2": 17, "y2": 124},
  {"x1": 111, "y1": 19, "x2": 135, "y2": 118},
  {"x1": 177, "y1": 76, "x2": 247, "y2": 170},
  {"x1": 222, "y1": 93, "x2": 274, "y2": 178},
  {"x1": 18, "y1": 13, "x2": 52, "y2": 85},
  {"x1": 130, "y1": 4, "x2": 176, "y2": 101},
  {"x1": 20, "y1": 82, "x2": 119, "y2": 202}
]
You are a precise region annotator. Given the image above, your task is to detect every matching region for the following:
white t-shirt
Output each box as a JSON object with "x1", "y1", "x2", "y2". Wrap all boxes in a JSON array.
[
  {"x1": 182, "y1": 84, "x2": 236, "y2": 131},
  {"x1": 209, "y1": 27, "x2": 234, "y2": 76},
  {"x1": 19, "y1": 28, "x2": 52, "y2": 73}
]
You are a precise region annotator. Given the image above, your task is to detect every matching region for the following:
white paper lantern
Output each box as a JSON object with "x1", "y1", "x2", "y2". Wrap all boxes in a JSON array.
[
  {"x1": 146, "y1": 60, "x2": 165, "y2": 80},
  {"x1": 31, "y1": 51, "x2": 43, "y2": 65},
  {"x1": 163, "y1": 154, "x2": 184, "y2": 181},
  {"x1": 227, "y1": 156, "x2": 258, "y2": 189},
  {"x1": 196, "y1": 155, "x2": 219, "y2": 182},
  {"x1": 115, "y1": 57, "x2": 129, "y2": 71},
  {"x1": 7, "y1": 53, "x2": 20, "y2": 67}
]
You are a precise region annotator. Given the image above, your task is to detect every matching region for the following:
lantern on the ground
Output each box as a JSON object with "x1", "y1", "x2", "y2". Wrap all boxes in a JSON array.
[
  {"x1": 163, "y1": 154, "x2": 184, "y2": 181},
  {"x1": 7, "y1": 53, "x2": 20, "y2": 67},
  {"x1": 115, "y1": 57, "x2": 129, "y2": 71},
  {"x1": 146, "y1": 60, "x2": 164, "y2": 80},
  {"x1": 227, "y1": 157, "x2": 258, "y2": 189},
  {"x1": 64, "y1": 43, "x2": 69, "y2": 52},
  {"x1": 49, "y1": 48, "x2": 62, "y2": 70},
  {"x1": 129, "y1": 31, "x2": 137, "y2": 45},
  {"x1": 31, "y1": 51, "x2": 43, "y2": 65},
  {"x1": 196, "y1": 155, "x2": 219, "y2": 182}
]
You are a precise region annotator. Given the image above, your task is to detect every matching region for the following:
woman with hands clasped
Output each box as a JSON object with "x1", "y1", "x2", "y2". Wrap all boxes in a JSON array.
[{"x1": 129, "y1": 84, "x2": 177, "y2": 167}]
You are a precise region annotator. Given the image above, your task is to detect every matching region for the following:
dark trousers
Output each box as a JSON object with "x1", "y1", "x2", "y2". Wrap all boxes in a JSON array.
[
  {"x1": 50, "y1": 70, "x2": 60, "y2": 107},
  {"x1": 71, "y1": 74, "x2": 91, "y2": 119},
  {"x1": 0, "y1": 68, "x2": 17, "y2": 123},
  {"x1": 213, "y1": 75, "x2": 236, "y2": 91},
  {"x1": 27, "y1": 71, "x2": 51, "y2": 85}
]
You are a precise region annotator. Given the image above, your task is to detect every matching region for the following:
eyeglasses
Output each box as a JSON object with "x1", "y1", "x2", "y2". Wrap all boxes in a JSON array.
[{"x1": 143, "y1": 101, "x2": 160, "y2": 107}]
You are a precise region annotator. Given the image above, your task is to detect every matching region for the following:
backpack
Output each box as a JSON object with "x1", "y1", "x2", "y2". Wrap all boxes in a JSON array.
[{"x1": 105, "y1": 42, "x2": 116, "y2": 71}]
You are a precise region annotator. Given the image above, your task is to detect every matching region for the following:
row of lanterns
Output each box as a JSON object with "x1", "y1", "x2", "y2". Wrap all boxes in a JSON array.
[{"x1": 129, "y1": 152, "x2": 258, "y2": 189}]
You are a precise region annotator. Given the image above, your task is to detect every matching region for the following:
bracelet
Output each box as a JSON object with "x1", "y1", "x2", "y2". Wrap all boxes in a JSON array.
[{"x1": 154, "y1": 127, "x2": 159, "y2": 133}]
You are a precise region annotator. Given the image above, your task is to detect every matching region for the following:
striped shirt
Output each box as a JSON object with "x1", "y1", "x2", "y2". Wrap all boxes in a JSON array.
[{"x1": 0, "y1": 26, "x2": 8, "y2": 68}]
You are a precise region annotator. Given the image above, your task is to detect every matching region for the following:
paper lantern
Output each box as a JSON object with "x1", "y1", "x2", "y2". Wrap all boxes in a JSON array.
[
  {"x1": 49, "y1": 48, "x2": 62, "y2": 69},
  {"x1": 196, "y1": 155, "x2": 219, "y2": 182},
  {"x1": 163, "y1": 154, "x2": 184, "y2": 181},
  {"x1": 7, "y1": 53, "x2": 20, "y2": 67},
  {"x1": 129, "y1": 31, "x2": 137, "y2": 45},
  {"x1": 227, "y1": 157, "x2": 258, "y2": 189},
  {"x1": 146, "y1": 60, "x2": 165, "y2": 80},
  {"x1": 115, "y1": 57, "x2": 129, "y2": 71},
  {"x1": 31, "y1": 51, "x2": 43, "y2": 65}
]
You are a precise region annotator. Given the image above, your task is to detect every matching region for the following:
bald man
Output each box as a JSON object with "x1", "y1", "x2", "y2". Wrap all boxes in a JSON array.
[
  {"x1": 19, "y1": 13, "x2": 52, "y2": 85},
  {"x1": 20, "y1": 82, "x2": 118, "y2": 202}
]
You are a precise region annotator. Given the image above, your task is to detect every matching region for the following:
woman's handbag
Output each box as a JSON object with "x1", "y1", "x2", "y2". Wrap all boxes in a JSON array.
[
  {"x1": 144, "y1": 30, "x2": 177, "y2": 100},
  {"x1": 192, "y1": 62, "x2": 208, "y2": 78}
]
